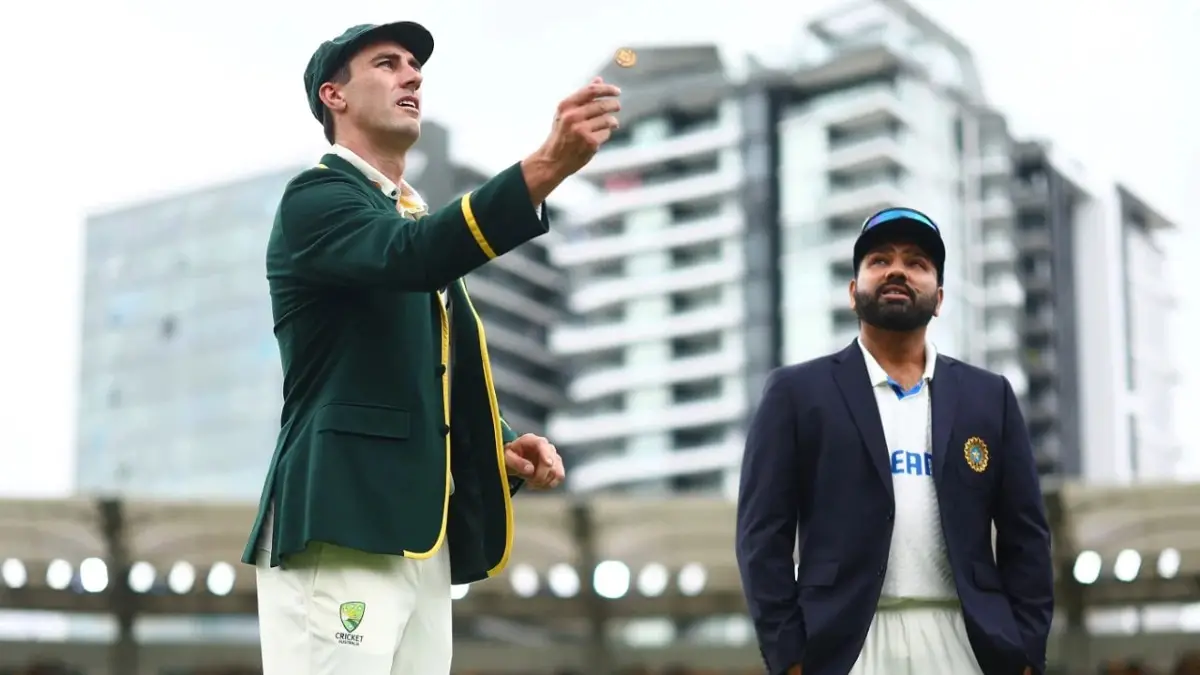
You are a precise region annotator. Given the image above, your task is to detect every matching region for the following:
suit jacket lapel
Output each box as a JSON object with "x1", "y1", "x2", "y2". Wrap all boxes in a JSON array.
[
  {"x1": 930, "y1": 355, "x2": 958, "y2": 485},
  {"x1": 832, "y1": 342, "x2": 894, "y2": 501}
]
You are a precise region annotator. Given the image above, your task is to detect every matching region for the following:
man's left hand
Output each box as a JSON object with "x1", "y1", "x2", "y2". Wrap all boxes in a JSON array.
[{"x1": 505, "y1": 433, "x2": 565, "y2": 489}]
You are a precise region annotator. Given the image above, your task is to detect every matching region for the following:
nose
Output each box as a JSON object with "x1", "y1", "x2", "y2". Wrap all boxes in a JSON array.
[{"x1": 400, "y1": 64, "x2": 422, "y2": 90}]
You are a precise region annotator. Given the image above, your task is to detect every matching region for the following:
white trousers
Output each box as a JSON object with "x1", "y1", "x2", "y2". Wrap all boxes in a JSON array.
[
  {"x1": 849, "y1": 605, "x2": 984, "y2": 675},
  {"x1": 255, "y1": 542, "x2": 452, "y2": 675}
]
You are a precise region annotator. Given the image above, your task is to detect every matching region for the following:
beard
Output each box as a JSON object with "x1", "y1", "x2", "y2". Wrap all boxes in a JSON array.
[{"x1": 853, "y1": 284, "x2": 937, "y2": 332}]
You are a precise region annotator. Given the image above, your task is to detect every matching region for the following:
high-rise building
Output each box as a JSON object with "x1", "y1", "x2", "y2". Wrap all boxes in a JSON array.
[
  {"x1": 75, "y1": 121, "x2": 564, "y2": 499},
  {"x1": 548, "y1": 0, "x2": 1181, "y2": 495}
]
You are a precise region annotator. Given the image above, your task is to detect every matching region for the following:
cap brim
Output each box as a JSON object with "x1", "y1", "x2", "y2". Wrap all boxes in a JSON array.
[{"x1": 352, "y1": 21, "x2": 435, "y2": 66}]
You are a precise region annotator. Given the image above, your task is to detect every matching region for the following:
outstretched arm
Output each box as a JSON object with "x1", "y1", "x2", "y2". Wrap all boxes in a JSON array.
[{"x1": 281, "y1": 163, "x2": 549, "y2": 291}]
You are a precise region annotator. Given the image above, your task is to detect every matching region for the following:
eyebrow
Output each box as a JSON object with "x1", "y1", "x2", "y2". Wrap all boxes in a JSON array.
[{"x1": 373, "y1": 51, "x2": 422, "y2": 71}]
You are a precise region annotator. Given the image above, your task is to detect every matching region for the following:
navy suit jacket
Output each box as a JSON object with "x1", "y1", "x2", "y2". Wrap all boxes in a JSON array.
[{"x1": 735, "y1": 342, "x2": 1053, "y2": 675}]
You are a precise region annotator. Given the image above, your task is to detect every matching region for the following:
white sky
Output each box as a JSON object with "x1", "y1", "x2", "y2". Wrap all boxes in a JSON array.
[{"x1": 0, "y1": 0, "x2": 1195, "y2": 496}]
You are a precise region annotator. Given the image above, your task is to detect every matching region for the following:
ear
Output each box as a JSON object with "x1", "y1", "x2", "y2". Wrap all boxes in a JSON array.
[
  {"x1": 848, "y1": 278, "x2": 858, "y2": 312},
  {"x1": 933, "y1": 286, "x2": 944, "y2": 317},
  {"x1": 318, "y1": 82, "x2": 347, "y2": 114}
]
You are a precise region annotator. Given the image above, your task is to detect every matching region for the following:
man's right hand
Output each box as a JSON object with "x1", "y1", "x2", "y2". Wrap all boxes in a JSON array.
[
  {"x1": 787, "y1": 666, "x2": 802, "y2": 675},
  {"x1": 522, "y1": 77, "x2": 622, "y2": 204}
]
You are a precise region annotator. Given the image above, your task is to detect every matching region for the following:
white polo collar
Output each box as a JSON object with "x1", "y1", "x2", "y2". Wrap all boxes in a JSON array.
[
  {"x1": 329, "y1": 144, "x2": 428, "y2": 217},
  {"x1": 858, "y1": 337, "x2": 938, "y2": 388}
]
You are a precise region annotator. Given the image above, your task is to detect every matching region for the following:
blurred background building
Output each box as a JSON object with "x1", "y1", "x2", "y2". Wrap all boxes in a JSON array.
[
  {"x1": 75, "y1": 120, "x2": 566, "y2": 500},
  {"x1": 1, "y1": 0, "x2": 1188, "y2": 674},
  {"x1": 548, "y1": 0, "x2": 1181, "y2": 496}
]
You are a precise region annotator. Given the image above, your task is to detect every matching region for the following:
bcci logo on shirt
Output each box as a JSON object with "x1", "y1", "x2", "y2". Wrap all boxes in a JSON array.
[
  {"x1": 963, "y1": 436, "x2": 989, "y2": 473},
  {"x1": 336, "y1": 601, "x2": 366, "y2": 646}
]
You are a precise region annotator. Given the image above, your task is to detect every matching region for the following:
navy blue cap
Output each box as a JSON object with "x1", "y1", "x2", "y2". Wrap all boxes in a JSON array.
[{"x1": 852, "y1": 207, "x2": 946, "y2": 285}]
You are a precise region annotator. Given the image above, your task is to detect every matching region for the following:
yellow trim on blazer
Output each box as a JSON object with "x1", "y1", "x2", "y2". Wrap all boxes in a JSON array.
[
  {"x1": 460, "y1": 280, "x2": 515, "y2": 577},
  {"x1": 460, "y1": 194, "x2": 498, "y2": 259},
  {"x1": 399, "y1": 294, "x2": 453, "y2": 560}
]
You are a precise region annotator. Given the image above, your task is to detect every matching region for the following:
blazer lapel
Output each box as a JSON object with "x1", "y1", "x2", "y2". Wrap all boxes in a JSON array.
[
  {"x1": 930, "y1": 355, "x2": 958, "y2": 485},
  {"x1": 832, "y1": 342, "x2": 894, "y2": 501}
]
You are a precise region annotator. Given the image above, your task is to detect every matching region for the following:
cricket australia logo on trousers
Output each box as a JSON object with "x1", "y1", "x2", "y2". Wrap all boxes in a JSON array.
[{"x1": 336, "y1": 601, "x2": 366, "y2": 646}]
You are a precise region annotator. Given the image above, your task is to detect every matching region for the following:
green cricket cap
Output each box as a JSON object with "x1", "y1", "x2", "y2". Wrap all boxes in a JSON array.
[{"x1": 303, "y1": 21, "x2": 434, "y2": 123}]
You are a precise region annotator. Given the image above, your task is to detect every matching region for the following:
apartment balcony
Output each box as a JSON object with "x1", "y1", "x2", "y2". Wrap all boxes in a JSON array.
[
  {"x1": 485, "y1": 323, "x2": 558, "y2": 369},
  {"x1": 1012, "y1": 179, "x2": 1049, "y2": 207},
  {"x1": 984, "y1": 324, "x2": 1020, "y2": 352},
  {"x1": 826, "y1": 135, "x2": 907, "y2": 175},
  {"x1": 981, "y1": 237, "x2": 1018, "y2": 265},
  {"x1": 968, "y1": 151, "x2": 1011, "y2": 177},
  {"x1": 1026, "y1": 394, "x2": 1060, "y2": 425},
  {"x1": 569, "y1": 440, "x2": 742, "y2": 493},
  {"x1": 979, "y1": 195, "x2": 1014, "y2": 224},
  {"x1": 551, "y1": 304, "x2": 746, "y2": 355},
  {"x1": 1022, "y1": 268, "x2": 1054, "y2": 295},
  {"x1": 548, "y1": 392, "x2": 747, "y2": 446},
  {"x1": 490, "y1": 363, "x2": 563, "y2": 409},
  {"x1": 1023, "y1": 349, "x2": 1058, "y2": 377},
  {"x1": 488, "y1": 249, "x2": 563, "y2": 290},
  {"x1": 984, "y1": 275, "x2": 1024, "y2": 308},
  {"x1": 568, "y1": 258, "x2": 745, "y2": 314},
  {"x1": 1018, "y1": 229, "x2": 1052, "y2": 252},
  {"x1": 570, "y1": 348, "x2": 746, "y2": 402},
  {"x1": 823, "y1": 86, "x2": 910, "y2": 133},
  {"x1": 573, "y1": 170, "x2": 743, "y2": 227},
  {"x1": 552, "y1": 213, "x2": 743, "y2": 267},
  {"x1": 1022, "y1": 308, "x2": 1056, "y2": 336},
  {"x1": 822, "y1": 181, "x2": 906, "y2": 222},
  {"x1": 579, "y1": 123, "x2": 742, "y2": 180},
  {"x1": 466, "y1": 278, "x2": 559, "y2": 326}
]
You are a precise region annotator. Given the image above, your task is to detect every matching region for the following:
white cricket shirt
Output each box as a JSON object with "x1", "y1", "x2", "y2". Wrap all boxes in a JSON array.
[{"x1": 858, "y1": 339, "x2": 956, "y2": 601}]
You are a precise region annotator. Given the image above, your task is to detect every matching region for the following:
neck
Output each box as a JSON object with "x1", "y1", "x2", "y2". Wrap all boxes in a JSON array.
[
  {"x1": 859, "y1": 324, "x2": 927, "y2": 371},
  {"x1": 335, "y1": 130, "x2": 410, "y2": 187}
]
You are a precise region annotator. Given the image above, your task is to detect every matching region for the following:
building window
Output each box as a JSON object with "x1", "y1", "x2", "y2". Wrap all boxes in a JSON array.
[
  {"x1": 672, "y1": 424, "x2": 726, "y2": 449},
  {"x1": 671, "y1": 332, "x2": 722, "y2": 358},
  {"x1": 670, "y1": 287, "x2": 722, "y2": 314},
  {"x1": 669, "y1": 241, "x2": 722, "y2": 269},
  {"x1": 670, "y1": 198, "x2": 722, "y2": 224},
  {"x1": 671, "y1": 377, "x2": 722, "y2": 404},
  {"x1": 575, "y1": 393, "x2": 625, "y2": 417}
]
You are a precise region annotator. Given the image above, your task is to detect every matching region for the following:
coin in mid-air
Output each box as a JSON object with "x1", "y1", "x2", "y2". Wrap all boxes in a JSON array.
[{"x1": 613, "y1": 48, "x2": 637, "y2": 68}]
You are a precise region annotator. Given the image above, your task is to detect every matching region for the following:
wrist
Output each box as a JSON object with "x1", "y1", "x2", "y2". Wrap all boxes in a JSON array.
[{"x1": 520, "y1": 151, "x2": 566, "y2": 205}]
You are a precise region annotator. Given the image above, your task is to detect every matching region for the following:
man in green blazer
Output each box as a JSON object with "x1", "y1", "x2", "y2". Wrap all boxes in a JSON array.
[{"x1": 241, "y1": 20, "x2": 622, "y2": 675}]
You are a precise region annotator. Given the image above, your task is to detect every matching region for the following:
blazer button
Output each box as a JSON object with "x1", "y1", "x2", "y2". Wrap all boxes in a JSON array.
[
  {"x1": 435, "y1": 364, "x2": 447, "y2": 377},
  {"x1": 877, "y1": 567, "x2": 886, "y2": 577},
  {"x1": 887, "y1": 510, "x2": 894, "y2": 521},
  {"x1": 441, "y1": 424, "x2": 451, "y2": 436}
]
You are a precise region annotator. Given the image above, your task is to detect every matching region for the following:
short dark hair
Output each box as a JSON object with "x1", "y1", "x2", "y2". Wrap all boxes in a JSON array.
[{"x1": 321, "y1": 62, "x2": 353, "y2": 144}]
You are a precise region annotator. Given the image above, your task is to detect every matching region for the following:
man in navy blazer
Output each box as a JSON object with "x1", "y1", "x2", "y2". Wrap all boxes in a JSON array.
[{"x1": 735, "y1": 207, "x2": 1053, "y2": 675}]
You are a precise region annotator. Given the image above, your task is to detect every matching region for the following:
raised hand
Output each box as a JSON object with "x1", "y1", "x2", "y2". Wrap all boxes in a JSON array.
[
  {"x1": 520, "y1": 77, "x2": 623, "y2": 204},
  {"x1": 540, "y1": 76, "x2": 622, "y2": 175}
]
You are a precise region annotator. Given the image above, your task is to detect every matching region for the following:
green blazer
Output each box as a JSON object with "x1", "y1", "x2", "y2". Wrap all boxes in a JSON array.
[{"x1": 240, "y1": 153, "x2": 549, "y2": 585}]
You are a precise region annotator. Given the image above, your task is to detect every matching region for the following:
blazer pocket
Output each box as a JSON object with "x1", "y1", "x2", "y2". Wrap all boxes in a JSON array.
[
  {"x1": 797, "y1": 561, "x2": 840, "y2": 588},
  {"x1": 972, "y1": 560, "x2": 1003, "y2": 591},
  {"x1": 316, "y1": 402, "x2": 411, "y2": 440}
]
